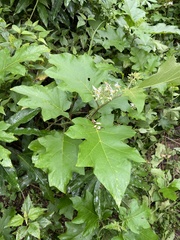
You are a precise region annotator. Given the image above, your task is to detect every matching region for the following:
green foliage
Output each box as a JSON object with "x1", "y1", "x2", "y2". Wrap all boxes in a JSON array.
[{"x1": 0, "y1": 0, "x2": 180, "y2": 239}]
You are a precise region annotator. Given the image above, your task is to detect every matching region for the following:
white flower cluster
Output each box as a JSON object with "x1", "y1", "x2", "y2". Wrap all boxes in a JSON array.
[
  {"x1": 164, "y1": 1, "x2": 173, "y2": 7},
  {"x1": 92, "y1": 119, "x2": 102, "y2": 130},
  {"x1": 92, "y1": 82, "x2": 121, "y2": 104}
]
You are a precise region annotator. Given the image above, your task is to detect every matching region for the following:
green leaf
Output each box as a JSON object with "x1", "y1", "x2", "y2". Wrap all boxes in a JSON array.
[
  {"x1": 0, "y1": 45, "x2": 49, "y2": 82},
  {"x1": 159, "y1": 180, "x2": 180, "y2": 201},
  {"x1": 0, "y1": 145, "x2": 12, "y2": 168},
  {"x1": 59, "y1": 196, "x2": 74, "y2": 220},
  {"x1": 11, "y1": 84, "x2": 71, "y2": 121},
  {"x1": 8, "y1": 214, "x2": 24, "y2": 227},
  {"x1": 28, "y1": 207, "x2": 46, "y2": 221},
  {"x1": 97, "y1": 26, "x2": 127, "y2": 52},
  {"x1": 123, "y1": 88, "x2": 146, "y2": 113},
  {"x1": 10, "y1": 127, "x2": 47, "y2": 136},
  {"x1": 22, "y1": 195, "x2": 33, "y2": 220},
  {"x1": 14, "y1": 0, "x2": 31, "y2": 14},
  {"x1": 123, "y1": 228, "x2": 158, "y2": 240},
  {"x1": 71, "y1": 191, "x2": 99, "y2": 236},
  {"x1": 59, "y1": 222, "x2": 93, "y2": 240},
  {"x1": 0, "y1": 121, "x2": 17, "y2": 142},
  {"x1": 130, "y1": 48, "x2": 148, "y2": 71},
  {"x1": 138, "y1": 56, "x2": 180, "y2": 88},
  {"x1": 0, "y1": 208, "x2": 16, "y2": 237},
  {"x1": 37, "y1": 3, "x2": 49, "y2": 27},
  {"x1": 0, "y1": 165, "x2": 20, "y2": 191},
  {"x1": 7, "y1": 108, "x2": 40, "y2": 131},
  {"x1": 169, "y1": 179, "x2": 180, "y2": 189},
  {"x1": 27, "y1": 222, "x2": 40, "y2": 239},
  {"x1": 16, "y1": 226, "x2": 28, "y2": 240},
  {"x1": 66, "y1": 118, "x2": 144, "y2": 206},
  {"x1": 124, "y1": 199, "x2": 150, "y2": 234},
  {"x1": 149, "y1": 23, "x2": 180, "y2": 35},
  {"x1": 136, "y1": 228, "x2": 159, "y2": 240},
  {"x1": 45, "y1": 53, "x2": 108, "y2": 102},
  {"x1": 29, "y1": 131, "x2": 84, "y2": 193},
  {"x1": 122, "y1": 0, "x2": 145, "y2": 23}
]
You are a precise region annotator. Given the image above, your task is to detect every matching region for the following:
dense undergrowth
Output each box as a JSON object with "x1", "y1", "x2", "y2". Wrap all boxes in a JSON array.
[{"x1": 0, "y1": 0, "x2": 180, "y2": 239}]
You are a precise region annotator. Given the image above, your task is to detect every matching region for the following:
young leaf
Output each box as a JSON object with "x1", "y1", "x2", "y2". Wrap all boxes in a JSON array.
[
  {"x1": 28, "y1": 207, "x2": 46, "y2": 221},
  {"x1": 71, "y1": 191, "x2": 99, "y2": 236},
  {"x1": 16, "y1": 226, "x2": 28, "y2": 240},
  {"x1": 8, "y1": 214, "x2": 24, "y2": 227},
  {"x1": 66, "y1": 118, "x2": 144, "y2": 206},
  {"x1": 27, "y1": 222, "x2": 40, "y2": 239},
  {"x1": 138, "y1": 56, "x2": 180, "y2": 88},
  {"x1": 45, "y1": 53, "x2": 108, "y2": 102},
  {"x1": 22, "y1": 195, "x2": 33, "y2": 220},
  {"x1": 29, "y1": 132, "x2": 84, "y2": 193},
  {"x1": 11, "y1": 84, "x2": 71, "y2": 121}
]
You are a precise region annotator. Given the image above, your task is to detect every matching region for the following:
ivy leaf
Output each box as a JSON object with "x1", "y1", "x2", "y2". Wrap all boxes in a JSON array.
[
  {"x1": 124, "y1": 199, "x2": 150, "y2": 234},
  {"x1": 66, "y1": 118, "x2": 144, "y2": 206},
  {"x1": 45, "y1": 53, "x2": 108, "y2": 102},
  {"x1": 29, "y1": 132, "x2": 84, "y2": 193},
  {"x1": 123, "y1": 88, "x2": 146, "y2": 113},
  {"x1": 11, "y1": 84, "x2": 71, "y2": 121},
  {"x1": 71, "y1": 191, "x2": 99, "y2": 236},
  {"x1": 138, "y1": 56, "x2": 180, "y2": 88}
]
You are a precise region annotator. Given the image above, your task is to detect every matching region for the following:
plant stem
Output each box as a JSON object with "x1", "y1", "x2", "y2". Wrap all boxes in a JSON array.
[
  {"x1": 87, "y1": 93, "x2": 122, "y2": 119},
  {"x1": 88, "y1": 21, "x2": 105, "y2": 55},
  {"x1": 30, "y1": 0, "x2": 39, "y2": 20}
]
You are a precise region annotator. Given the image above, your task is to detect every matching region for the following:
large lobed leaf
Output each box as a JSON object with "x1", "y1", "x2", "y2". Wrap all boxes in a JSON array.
[
  {"x1": 11, "y1": 84, "x2": 71, "y2": 121},
  {"x1": 138, "y1": 56, "x2": 180, "y2": 88},
  {"x1": 123, "y1": 88, "x2": 146, "y2": 113},
  {"x1": 45, "y1": 53, "x2": 108, "y2": 102},
  {"x1": 66, "y1": 118, "x2": 144, "y2": 206},
  {"x1": 124, "y1": 199, "x2": 150, "y2": 234},
  {"x1": 122, "y1": 0, "x2": 145, "y2": 23},
  {"x1": 29, "y1": 132, "x2": 84, "y2": 193},
  {"x1": 0, "y1": 44, "x2": 49, "y2": 82}
]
